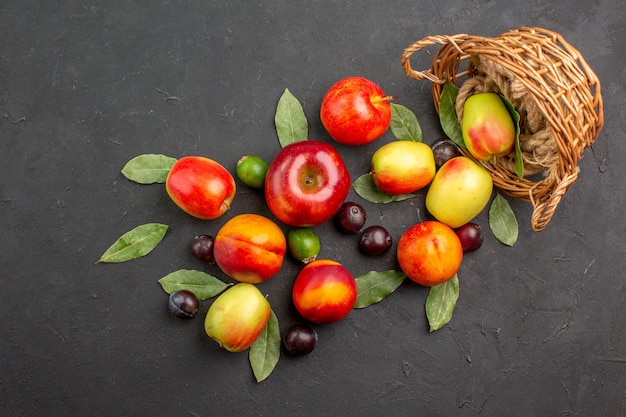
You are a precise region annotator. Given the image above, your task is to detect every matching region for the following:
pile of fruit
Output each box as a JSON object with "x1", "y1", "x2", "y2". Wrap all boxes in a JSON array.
[{"x1": 97, "y1": 76, "x2": 520, "y2": 382}]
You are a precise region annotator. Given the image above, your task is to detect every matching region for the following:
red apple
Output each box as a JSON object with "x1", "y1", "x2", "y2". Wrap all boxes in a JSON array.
[
  {"x1": 264, "y1": 140, "x2": 350, "y2": 227},
  {"x1": 320, "y1": 76, "x2": 393, "y2": 146},
  {"x1": 292, "y1": 259, "x2": 357, "y2": 324},
  {"x1": 166, "y1": 156, "x2": 236, "y2": 220}
]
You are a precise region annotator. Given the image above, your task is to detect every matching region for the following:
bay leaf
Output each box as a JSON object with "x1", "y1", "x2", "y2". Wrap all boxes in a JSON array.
[
  {"x1": 489, "y1": 193, "x2": 518, "y2": 246},
  {"x1": 275, "y1": 88, "x2": 308, "y2": 147},
  {"x1": 425, "y1": 274, "x2": 459, "y2": 332},
  {"x1": 354, "y1": 270, "x2": 407, "y2": 308},
  {"x1": 439, "y1": 82, "x2": 465, "y2": 147},
  {"x1": 158, "y1": 269, "x2": 230, "y2": 300},
  {"x1": 501, "y1": 96, "x2": 523, "y2": 178},
  {"x1": 249, "y1": 309, "x2": 280, "y2": 383},
  {"x1": 121, "y1": 154, "x2": 177, "y2": 184},
  {"x1": 352, "y1": 173, "x2": 417, "y2": 204},
  {"x1": 390, "y1": 103, "x2": 423, "y2": 142},
  {"x1": 97, "y1": 223, "x2": 168, "y2": 263}
]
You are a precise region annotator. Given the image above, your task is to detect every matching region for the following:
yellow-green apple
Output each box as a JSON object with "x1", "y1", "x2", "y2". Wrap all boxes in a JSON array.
[
  {"x1": 370, "y1": 141, "x2": 436, "y2": 195},
  {"x1": 264, "y1": 140, "x2": 350, "y2": 227},
  {"x1": 292, "y1": 259, "x2": 357, "y2": 324},
  {"x1": 320, "y1": 76, "x2": 393, "y2": 146},
  {"x1": 397, "y1": 221, "x2": 463, "y2": 287},
  {"x1": 462, "y1": 93, "x2": 515, "y2": 161},
  {"x1": 166, "y1": 156, "x2": 236, "y2": 220},
  {"x1": 425, "y1": 156, "x2": 493, "y2": 228},
  {"x1": 204, "y1": 283, "x2": 270, "y2": 352}
]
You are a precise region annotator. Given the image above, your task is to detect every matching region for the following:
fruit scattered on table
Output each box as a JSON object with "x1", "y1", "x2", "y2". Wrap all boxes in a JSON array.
[
  {"x1": 455, "y1": 223, "x2": 484, "y2": 253},
  {"x1": 431, "y1": 138, "x2": 461, "y2": 169},
  {"x1": 166, "y1": 156, "x2": 236, "y2": 220},
  {"x1": 190, "y1": 235, "x2": 215, "y2": 262},
  {"x1": 334, "y1": 201, "x2": 367, "y2": 234},
  {"x1": 320, "y1": 76, "x2": 393, "y2": 146},
  {"x1": 359, "y1": 225, "x2": 392, "y2": 256},
  {"x1": 204, "y1": 283, "x2": 271, "y2": 352},
  {"x1": 370, "y1": 140, "x2": 436, "y2": 195},
  {"x1": 264, "y1": 140, "x2": 350, "y2": 227},
  {"x1": 236, "y1": 155, "x2": 269, "y2": 188},
  {"x1": 292, "y1": 259, "x2": 357, "y2": 324},
  {"x1": 168, "y1": 290, "x2": 200, "y2": 319},
  {"x1": 282, "y1": 325, "x2": 318, "y2": 356},
  {"x1": 213, "y1": 214, "x2": 286, "y2": 283},
  {"x1": 287, "y1": 228, "x2": 321, "y2": 264},
  {"x1": 425, "y1": 156, "x2": 493, "y2": 228},
  {"x1": 397, "y1": 221, "x2": 463, "y2": 287}
]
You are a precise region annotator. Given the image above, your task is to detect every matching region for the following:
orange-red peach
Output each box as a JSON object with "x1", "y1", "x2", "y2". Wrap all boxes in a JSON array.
[
  {"x1": 397, "y1": 221, "x2": 463, "y2": 287},
  {"x1": 213, "y1": 214, "x2": 286, "y2": 284}
]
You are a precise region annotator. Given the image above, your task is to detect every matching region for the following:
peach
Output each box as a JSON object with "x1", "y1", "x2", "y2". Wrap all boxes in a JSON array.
[
  {"x1": 292, "y1": 259, "x2": 357, "y2": 324},
  {"x1": 397, "y1": 221, "x2": 463, "y2": 287},
  {"x1": 213, "y1": 214, "x2": 286, "y2": 284}
]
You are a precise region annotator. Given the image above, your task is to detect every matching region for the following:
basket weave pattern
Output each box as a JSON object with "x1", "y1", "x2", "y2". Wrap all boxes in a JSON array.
[{"x1": 401, "y1": 27, "x2": 604, "y2": 231}]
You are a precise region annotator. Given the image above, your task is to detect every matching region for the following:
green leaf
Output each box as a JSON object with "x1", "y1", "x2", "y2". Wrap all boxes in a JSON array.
[
  {"x1": 249, "y1": 309, "x2": 280, "y2": 383},
  {"x1": 390, "y1": 103, "x2": 422, "y2": 142},
  {"x1": 439, "y1": 82, "x2": 465, "y2": 147},
  {"x1": 121, "y1": 154, "x2": 177, "y2": 184},
  {"x1": 489, "y1": 193, "x2": 519, "y2": 246},
  {"x1": 158, "y1": 269, "x2": 230, "y2": 300},
  {"x1": 501, "y1": 96, "x2": 523, "y2": 178},
  {"x1": 425, "y1": 274, "x2": 459, "y2": 332},
  {"x1": 352, "y1": 174, "x2": 417, "y2": 204},
  {"x1": 275, "y1": 88, "x2": 308, "y2": 147},
  {"x1": 97, "y1": 223, "x2": 168, "y2": 263},
  {"x1": 354, "y1": 270, "x2": 407, "y2": 308}
]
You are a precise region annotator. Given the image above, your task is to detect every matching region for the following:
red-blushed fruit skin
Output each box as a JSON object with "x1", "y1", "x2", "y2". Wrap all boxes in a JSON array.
[
  {"x1": 397, "y1": 221, "x2": 463, "y2": 287},
  {"x1": 264, "y1": 140, "x2": 351, "y2": 227},
  {"x1": 462, "y1": 93, "x2": 515, "y2": 161},
  {"x1": 166, "y1": 156, "x2": 236, "y2": 220},
  {"x1": 213, "y1": 214, "x2": 286, "y2": 284},
  {"x1": 370, "y1": 141, "x2": 436, "y2": 195},
  {"x1": 292, "y1": 259, "x2": 357, "y2": 324},
  {"x1": 320, "y1": 76, "x2": 391, "y2": 146},
  {"x1": 204, "y1": 283, "x2": 271, "y2": 353}
]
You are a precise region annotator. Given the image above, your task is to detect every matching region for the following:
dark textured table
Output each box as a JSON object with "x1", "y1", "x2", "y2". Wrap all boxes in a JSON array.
[{"x1": 2, "y1": 1, "x2": 624, "y2": 416}]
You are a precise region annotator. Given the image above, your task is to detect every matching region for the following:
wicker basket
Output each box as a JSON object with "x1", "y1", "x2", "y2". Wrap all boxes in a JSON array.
[{"x1": 401, "y1": 27, "x2": 604, "y2": 231}]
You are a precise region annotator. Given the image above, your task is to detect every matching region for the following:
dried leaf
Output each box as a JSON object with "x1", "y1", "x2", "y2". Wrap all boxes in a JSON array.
[
  {"x1": 354, "y1": 270, "x2": 407, "y2": 308},
  {"x1": 97, "y1": 223, "x2": 168, "y2": 263},
  {"x1": 425, "y1": 274, "x2": 459, "y2": 332},
  {"x1": 489, "y1": 193, "x2": 518, "y2": 246},
  {"x1": 439, "y1": 83, "x2": 465, "y2": 147},
  {"x1": 390, "y1": 103, "x2": 422, "y2": 142},
  {"x1": 158, "y1": 269, "x2": 230, "y2": 300},
  {"x1": 121, "y1": 154, "x2": 177, "y2": 184},
  {"x1": 352, "y1": 174, "x2": 417, "y2": 204},
  {"x1": 249, "y1": 309, "x2": 280, "y2": 383},
  {"x1": 275, "y1": 88, "x2": 308, "y2": 147}
]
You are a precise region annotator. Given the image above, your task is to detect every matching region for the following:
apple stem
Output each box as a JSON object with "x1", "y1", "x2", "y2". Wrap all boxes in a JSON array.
[{"x1": 372, "y1": 95, "x2": 398, "y2": 105}]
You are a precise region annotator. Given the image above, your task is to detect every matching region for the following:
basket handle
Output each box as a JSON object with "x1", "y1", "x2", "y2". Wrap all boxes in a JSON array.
[
  {"x1": 530, "y1": 168, "x2": 579, "y2": 231},
  {"x1": 401, "y1": 34, "x2": 469, "y2": 84}
]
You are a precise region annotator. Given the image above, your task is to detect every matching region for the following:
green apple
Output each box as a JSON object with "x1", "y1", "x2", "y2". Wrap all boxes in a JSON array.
[
  {"x1": 371, "y1": 141, "x2": 436, "y2": 195},
  {"x1": 462, "y1": 93, "x2": 515, "y2": 161},
  {"x1": 425, "y1": 156, "x2": 493, "y2": 228},
  {"x1": 204, "y1": 283, "x2": 270, "y2": 352}
]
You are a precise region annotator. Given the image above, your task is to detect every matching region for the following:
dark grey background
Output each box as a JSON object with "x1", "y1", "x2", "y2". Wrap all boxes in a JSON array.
[{"x1": 1, "y1": 1, "x2": 624, "y2": 416}]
